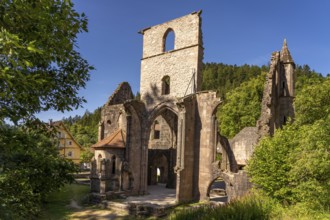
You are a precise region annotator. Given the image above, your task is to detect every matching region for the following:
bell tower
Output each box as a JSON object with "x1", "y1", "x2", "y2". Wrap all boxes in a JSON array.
[{"x1": 278, "y1": 39, "x2": 295, "y2": 127}]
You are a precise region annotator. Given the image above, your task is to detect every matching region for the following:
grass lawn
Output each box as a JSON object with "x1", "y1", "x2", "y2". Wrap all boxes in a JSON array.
[{"x1": 39, "y1": 183, "x2": 90, "y2": 220}]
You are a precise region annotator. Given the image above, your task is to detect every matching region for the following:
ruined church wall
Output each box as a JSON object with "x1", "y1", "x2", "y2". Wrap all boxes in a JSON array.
[
  {"x1": 125, "y1": 109, "x2": 144, "y2": 195},
  {"x1": 195, "y1": 92, "x2": 221, "y2": 201},
  {"x1": 148, "y1": 115, "x2": 174, "y2": 149},
  {"x1": 229, "y1": 127, "x2": 258, "y2": 166},
  {"x1": 176, "y1": 96, "x2": 197, "y2": 202},
  {"x1": 101, "y1": 104, "x2": 127, "y2": 140}
]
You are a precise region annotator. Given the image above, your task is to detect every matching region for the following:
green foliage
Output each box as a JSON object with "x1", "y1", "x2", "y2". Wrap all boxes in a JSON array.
[
  {"x1": 295, "y1": 77, "x2": 330, "y2": 125},
  {"x1": 202, "y1": 63, "x2": 268, "y2": 99},
  {"x1": 202, "y1": 63, "x2": 325, "y2": 138},
  {"x1": 0, "y1": 0, "x2": 93, "y2": 124},
  {"x1": 0, "y1": 1, "x2": 92, "y2": 218},
  {"x1": 217, "y1": 72, "x2": 266, "y2": 138},
  {"x1": 0, "y1": 126, "x2": 78, "y2": 219},
  {"x1": 248, "y1": 127, "x2": 297, "y2": 203},
  {"x1": 170, "y1": 194, "x2": 271, "y2": 220},
  {"x1": 248, "y1": 78, "x2": 330, "y2": 210},
  {"x1": 295, "y1": 64, "x2": 325, "y2": 93}
]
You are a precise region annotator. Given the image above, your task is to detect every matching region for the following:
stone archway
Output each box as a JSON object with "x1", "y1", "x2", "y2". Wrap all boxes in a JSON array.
[
  {"x1": 148, "y1": 153, "x2": 168, "y2": 185},
  {"x1": 146, "y1": 106, "x2": 178, "y2": 189},
  {"x1": 207, "y1": 177, "x2": 228, "y2": 203}
]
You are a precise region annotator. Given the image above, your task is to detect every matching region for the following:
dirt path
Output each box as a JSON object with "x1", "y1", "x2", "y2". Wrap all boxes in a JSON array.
[{"x1": 69, "y1": 208, "x2": 129, "y2": 220}]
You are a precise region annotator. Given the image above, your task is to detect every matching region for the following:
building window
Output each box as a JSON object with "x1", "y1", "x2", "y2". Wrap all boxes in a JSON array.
[
  {"x1": 162, "y1": 75, "x2": 170, "y2": 95},
  {"x1": 163, "y1": 28, "x2": 175, "y2": 52},
  {"x1": 154, "y1": 120, "x2": 160, "y2": 139},
  {"x1": 68, "y1": 151, "x2": 73, "y2": 157},
  {"x1": 68, "y1": 141, "x2": 72, "y2": 145}
]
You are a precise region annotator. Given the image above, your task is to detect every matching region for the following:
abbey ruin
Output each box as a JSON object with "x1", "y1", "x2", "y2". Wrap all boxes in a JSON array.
[{"x1": 90, "y1": 11, "x2": 295, "y2": 203}]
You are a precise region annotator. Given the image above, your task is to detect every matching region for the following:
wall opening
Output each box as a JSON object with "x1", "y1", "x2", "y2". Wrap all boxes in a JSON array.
[
  {"x1": 147, "y1": 109, "x2": 178, "y2": 189},
  {"x1": 112, "y1": 155, "x2": 116, "y2": 174},
  {"x1": 162, "y1": 76, "x2": 170, "y2": 95},
  {"x1": 154, "y1": 120, "x2": 160, "y2": 139},
  {"x1": 208, "y1": 177, "x2": 228, "y2": 203},
  {"x1": 163, "y1": 28, "x2": 175, "y2": 52}
]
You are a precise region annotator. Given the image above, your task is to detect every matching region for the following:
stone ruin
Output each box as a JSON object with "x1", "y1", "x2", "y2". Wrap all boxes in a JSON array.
[{"x1": 90, "y1": 11, "x2": 295, "y2": 203}]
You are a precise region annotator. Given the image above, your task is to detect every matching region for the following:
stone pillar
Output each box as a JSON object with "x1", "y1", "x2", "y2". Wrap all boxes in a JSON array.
[
  {"x1": 90, "y1": 158, "x2": 100, "y2": 193},
  {"x1": 100, "y1": 159, "x2": 110, "y2": 194},
  {"x1": 196, "y1": 92, "x2": 221, "y2": 201}
]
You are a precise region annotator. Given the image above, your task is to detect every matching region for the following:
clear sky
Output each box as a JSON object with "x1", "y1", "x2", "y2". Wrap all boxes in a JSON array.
[{"x1": 37, "y1": 0, "x2": 330, "y2": 122}]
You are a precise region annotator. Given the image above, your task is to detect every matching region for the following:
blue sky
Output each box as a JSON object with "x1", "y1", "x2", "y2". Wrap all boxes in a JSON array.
[{"x1": 37, "y1": 0, "x2": 330, "y2": 122}]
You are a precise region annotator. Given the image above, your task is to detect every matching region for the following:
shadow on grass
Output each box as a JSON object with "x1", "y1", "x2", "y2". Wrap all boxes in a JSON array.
[
  {"x1": 39, "y1": 184, "x2": 89, "y2": 219},
  {"x1": 39, "y1": 183, "x2": 133, "y2": 220}
]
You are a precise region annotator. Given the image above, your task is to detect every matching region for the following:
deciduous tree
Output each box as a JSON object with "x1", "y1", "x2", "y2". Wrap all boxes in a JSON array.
[{"x1": 0, "y1": 0, "x2": 93, "y2": 124}]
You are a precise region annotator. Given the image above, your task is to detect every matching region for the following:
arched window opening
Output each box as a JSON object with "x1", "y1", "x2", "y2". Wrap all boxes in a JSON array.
[
  {"x1": 163, "y1": 29, "x2": 175, "y2": 52},
  {"x1": 162, "y1": 76, "x2": 170, "y2": 95},
  {"x1": 154, "y1": 120, "x2": 160, "y2": 139},
  {"x1": 107, "y1": 119, "x2": 111, "y2": 125},
  {"x1": 283, "y1": 116, "x2": 287, "y2": 125},
  {"x1": 112, "y1": 155, "x2": 116, "y2": 174},
  {"x1": 208, "y1": 177, "x2": 227, "y2": 203}
]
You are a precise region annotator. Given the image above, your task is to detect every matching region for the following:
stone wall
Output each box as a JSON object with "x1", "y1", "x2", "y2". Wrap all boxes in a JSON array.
[
  {"x1": 139, "y1": 11, "x2": 203, "y2": 107},
  {"x1": 195, "y1": 92, "x2": 221, "y2": 201},
  {"x1": 229, "y1": 127, "x2": 258, "y2": 166},
  {"x1": 257, "y1": 40, "x2": 295, "y2": 137},
  {"x1": 148, "y1": 115, "x2": 174, "y2": 149}
]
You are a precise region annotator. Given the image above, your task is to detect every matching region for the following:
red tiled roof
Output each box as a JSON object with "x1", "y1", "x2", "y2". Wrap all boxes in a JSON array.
[{"x1": 92, "y1": 129, "x2": 126, "y2": 148}]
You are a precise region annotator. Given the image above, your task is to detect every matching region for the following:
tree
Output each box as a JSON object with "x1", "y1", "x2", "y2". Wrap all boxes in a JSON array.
[
  {"x1": 0, "y1": 0, "x2": 92, "y2": 218},
  {"x1": 0, "y1": 0, "x2": 93, "y2": 124},
  {"x1": 248, "y1": 78, "x2": 330, "y2": 210},
  {"x1": 295, "y1": 78, "x2": 330, "y2": 125},
  {"x1": 217, "y1": 72, "x2": 266, "y2": 138},
  {"x1": 0, "y1": 126, "x2": 78, "y2": 219}
]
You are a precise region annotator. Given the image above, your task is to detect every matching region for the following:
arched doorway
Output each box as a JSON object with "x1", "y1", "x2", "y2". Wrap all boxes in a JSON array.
[
  {"x1": 148, "y1": 153, "x2": 168, "y2": 185},
  {"x1": 147, "y1": 107, "x2": 178, "y2": 189},
  {"x1": 207, "y1": 177, "x2": 228, "y2": 203}
]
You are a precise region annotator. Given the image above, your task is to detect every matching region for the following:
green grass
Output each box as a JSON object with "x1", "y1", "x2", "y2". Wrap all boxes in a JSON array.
[
  {"x1": 168, "y1": 192, "x2": 330, "y2": 220},
  {"x1": 39, "y1": 183, "x2": 90, "y2": 220},
  {"x1": 169, "y1": 195, "x2": 271, "y2": 220}
]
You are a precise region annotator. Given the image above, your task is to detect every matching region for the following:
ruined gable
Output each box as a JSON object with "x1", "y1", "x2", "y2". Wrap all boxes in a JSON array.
[
  {"x1": 99, "y1": 82, "x2": 133, "y2": 141},
  {"x1": 106, "y1": 82, "x2": 134, "y2": 106}
]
